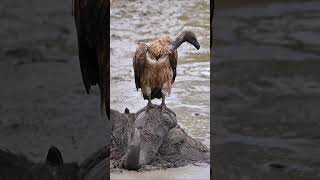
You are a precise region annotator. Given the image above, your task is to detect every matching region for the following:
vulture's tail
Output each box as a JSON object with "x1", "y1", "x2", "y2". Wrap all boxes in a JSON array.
[{"x1": 169, "y1": 30, "x2": 200, "y2": 52}]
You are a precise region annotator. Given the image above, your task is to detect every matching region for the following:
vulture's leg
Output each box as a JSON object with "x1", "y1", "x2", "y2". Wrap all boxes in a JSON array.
[
  {"x1": 160, "y1": 90, "x2": 176, "y2": 115},
  {"x1": 147, "y1": 97, "x2": 152, "y2": 106},
  {"x1": 146, "y1": 96, "x2": 156, "y2": 112},
  {"x1": 145, "y1": 87, "x2": 155, "y2": 112},
  {"x1": 146, "y1": 96, "x2": 151, "y2": 109},
  {"x1": 160, "y1": 94, "x2": 167, "y2": 112}
]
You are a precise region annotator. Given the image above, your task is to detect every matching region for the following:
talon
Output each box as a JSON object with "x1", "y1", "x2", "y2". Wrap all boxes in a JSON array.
[
  {"x1": 161, "y1": 107, "x2": 165, "y2": 113},
  {"x1": 146, "y1": 103, "x2": 155, "y2": 113},
  {"x1": 161, "y1": 103, "x2": 166, "y2": 112},
  {"x1": 146, "y1": 106, "x2": 150, "y2": 113}
]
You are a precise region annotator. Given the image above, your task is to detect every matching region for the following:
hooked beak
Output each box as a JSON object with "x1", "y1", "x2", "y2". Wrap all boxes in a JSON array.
[
  {"x1": 170, "y1": 30, "x2": 201, "y2": 52},
  {"x1": 193, "y1": 40, "x2": 200, "y2": 50}
]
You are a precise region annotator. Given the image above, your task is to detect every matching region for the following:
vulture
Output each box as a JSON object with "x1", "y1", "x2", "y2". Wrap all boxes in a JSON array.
[
  {"x1": 133, "y1": 30, "x2": 200, "y2": 112},
  {"x1": 73, "y1": 0, "x2": 110, "y2": 119}
]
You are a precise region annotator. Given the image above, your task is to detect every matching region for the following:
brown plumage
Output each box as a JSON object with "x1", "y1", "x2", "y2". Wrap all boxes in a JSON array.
[
  {"x1": 73, "y1": 0, "x2": 110, "y2": 119},
  {"x1": 133, "y1": 30, "x2": 200, "y2": 112}
]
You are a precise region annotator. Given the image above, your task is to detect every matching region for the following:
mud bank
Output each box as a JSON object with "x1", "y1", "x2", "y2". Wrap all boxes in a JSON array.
[{"x1": 110, "y1": 108, "x2": 209, "y2": 173}]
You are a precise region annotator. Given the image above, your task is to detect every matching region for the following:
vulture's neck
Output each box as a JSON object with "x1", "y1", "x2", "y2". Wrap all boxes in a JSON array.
[{"x1": 146, "y1": 37, "x2": 173, "y2": 60}]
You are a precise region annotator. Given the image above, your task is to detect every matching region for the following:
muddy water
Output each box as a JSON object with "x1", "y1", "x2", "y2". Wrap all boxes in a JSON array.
[
  {"x1": 214, "y1": 1, "x2": 320, "y2": 179},
  {"x1": 110, "y1": 0, "x2": 210, "y2": 146},
  {"x1": 0, "y1": 0, "x2": 107, "y2": 163},
  {"x1": 111, "y1": 163, "x2": 210, "y2": 180}
]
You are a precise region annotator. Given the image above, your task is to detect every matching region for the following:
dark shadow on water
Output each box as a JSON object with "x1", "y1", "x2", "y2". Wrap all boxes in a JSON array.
[{"x1": 212, "y1": 0, "x2": 320, "y2": 179}]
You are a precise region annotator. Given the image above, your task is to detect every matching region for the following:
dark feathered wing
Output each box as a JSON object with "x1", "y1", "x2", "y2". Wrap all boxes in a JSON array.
[
  {"x1": 74, "y1": 0, "x2": 97, "y2": 93},
  {"x1": 133, "y1": 43, "x2": 148, "y2": 91},
  {"x1": 73, "y1": 0, "x2": 110, "y2": 119}
]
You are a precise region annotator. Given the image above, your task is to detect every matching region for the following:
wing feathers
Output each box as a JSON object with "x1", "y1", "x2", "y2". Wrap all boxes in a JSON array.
[{"x1": 133, "y1": 43, "x2": 148, "y2": 90}]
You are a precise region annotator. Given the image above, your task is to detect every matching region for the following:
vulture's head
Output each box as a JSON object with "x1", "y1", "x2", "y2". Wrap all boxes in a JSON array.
[
  {"x1": 183, "y1": 30, "x2": 200, "y2": 50},
  {"x1": 170, "y1": 30, "x2": 200, "y2": 52}
]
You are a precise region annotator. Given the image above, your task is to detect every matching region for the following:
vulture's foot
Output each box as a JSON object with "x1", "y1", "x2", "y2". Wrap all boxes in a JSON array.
[
  {"x1": 160, "y1": 103, "x2": 176, "y2": 116},
  {"x1": 146, "y1": 103, "x2": 156, "y2": 113}
]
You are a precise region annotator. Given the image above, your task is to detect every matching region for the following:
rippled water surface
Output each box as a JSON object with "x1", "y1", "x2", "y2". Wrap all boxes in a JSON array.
[
  {"x1": 214, "y1": 1, "x2": 320, "y2": 179},
  {"x1": 110, "y1": 0, "x2": 210, "y2": 145}
]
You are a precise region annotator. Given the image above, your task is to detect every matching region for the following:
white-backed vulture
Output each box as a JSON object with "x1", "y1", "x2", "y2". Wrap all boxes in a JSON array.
[
  {"x1": 73, "y1": 0, "x2": 110, "y2": 119},
  {"x1": 133, "y1": 30, "x2": 200, "y2": 112}
]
